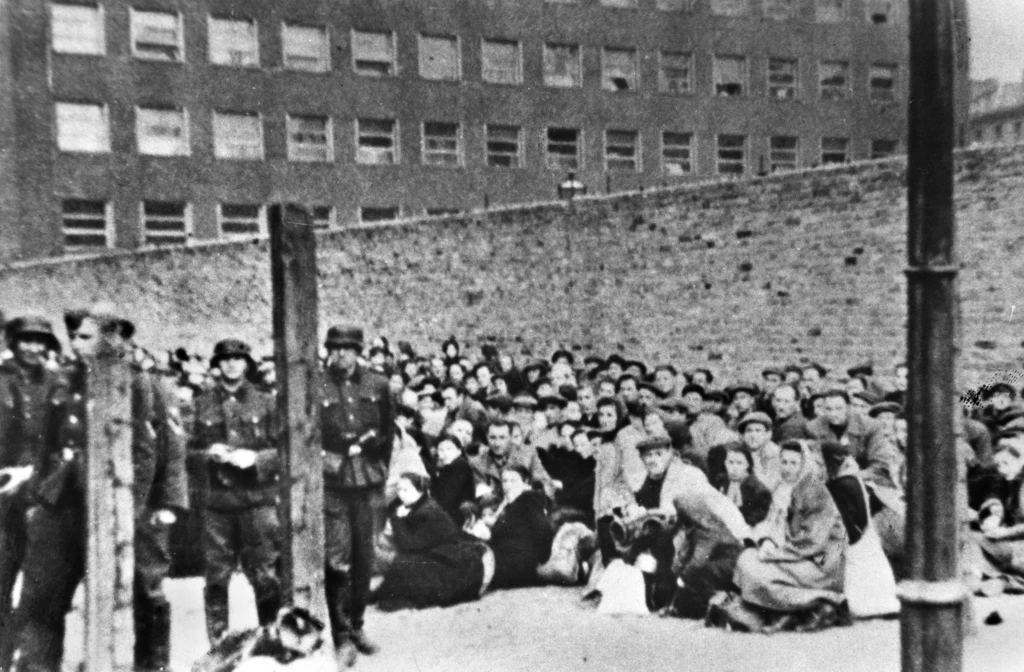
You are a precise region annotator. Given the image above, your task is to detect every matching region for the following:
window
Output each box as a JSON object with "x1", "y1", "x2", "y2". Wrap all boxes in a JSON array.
[
  {"x1": 208, "y1": 17, "x2": 259, "y2": 67},
  {"x1": 816, "y1": 0, "x2": 846, "y2": 22},
  {"x1": 866, "y1": 0, "x2": 895, "y2": 24},
  {"x1": 142, "y1": 201, "x2": 189, "y2": 245},
  {"x1": 662, "y1": 131, "x2": 693, "y2": 175},
  {"x1": 486, "y1": 125, "x2": 521, "y2": 168},
  {"x1": 870, "y1": 139, "x2": 898, "y2": 158},
  {"x1": 352, "y1": 30, "x2": 395, "y2": 77},
  {"x1": 600, "y1": 0, "x2": 638, "y2": 7},
  {"x1": 361, "y1": 206, "x2": 399, "y2": 223},
  {"x1": 419, "y1": 35, "x2": 460, "y2": 81},
  {"x1": 213, "y1": 112, "x2": 263, "y2": 160},
  {"x1": 714, "y1": 56, "x2": 746, "y2": 97},
  {"x1": 219, "y1": 203, "x2": 265, "y2": 238},
  {"x1": 768, "y1": 58, "x2": 797, "y2": 99},
  {"x1": 287, "y1": 115, "x2": 332, "y2": 162},
  {"x1": 869, "y1": 64, "x2": 896, "y2": 102},
  {"x1": 282, "y1": 24, "x2": 329, "y2": 72},
  {"x1": 711, "y1": 0, "x2": 748, "y2": 16},
  {"x1": 310, "y1": 206, "x2": 334, "y2": 228},
  {"x1": 546, "y1": 0, "x2": 578, "y2": 3},
  {"x1": 605, "y1": 130, "x2": 639, "y2": 172},
  {"x1": 543, "y1": 44, "x2": 581, "y2": 88},
  {"x1": 717, "y1": 134, "x2": 746, "y2": 174},
  {"x1": 603, "y1": 48, "x2": 638, "y2": 91},
  {"x1": 819, "y1": 61, "x2": 849, "y2": 100},
  {"x1": 821, "y1": 137, "x2": 849, "y2": 164},
  {"x1": 51, "y1": 3, "x2": 104, "y2": 55},
  {"x1": 482, "y1": 40, "x2": 521, "y2": 85},
  {"x1": 131, "y1": 9, "x2": 183, "y2": 62},
  {"x1": 656, "y1": 0, "x2": 695, "y2": 8},
  {"x1": 422, "y1": 122, "x2": 461, "y2": 166},
  {"x1": 62, "y1": 199, "x2": 109, "y2": 249},
  {"x1": 763, "y1": 0, "x2": 796, "y2": 20},
  {"x1": 55, "y1": 102, "x2": 109, "y2": 153},
  {"x1": 426, "y1": 208, "x2": 460, "y2": 216},
  {"x1": 659, "y1": 52, "x2": 692, "y2": 93},
  {"x1": 546, "y1": 127, "x2": 580, "y2": 170},
  {"x1": 136, "y1": 107, "x2": 189, "y2": 156},
  {"x1": 769, "y1": 136, "x2": 799, "y2": 171},
  {"x1": 357, "y1": 119, "x2": 398, "y2": 165}
]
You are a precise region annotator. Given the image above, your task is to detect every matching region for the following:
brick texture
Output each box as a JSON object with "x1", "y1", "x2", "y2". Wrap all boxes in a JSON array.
[{"x1": 2, "y1": 144, "x2": 1023, "y2": 387}]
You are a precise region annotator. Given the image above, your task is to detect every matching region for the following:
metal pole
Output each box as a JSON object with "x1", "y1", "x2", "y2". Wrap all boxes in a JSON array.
[{"x1": 900, "y1": 1, "x2": 965, "y2": 671}]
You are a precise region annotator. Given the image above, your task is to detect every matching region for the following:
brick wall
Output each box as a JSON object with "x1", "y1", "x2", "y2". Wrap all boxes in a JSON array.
[{"x1": 2, "y1": 143, "x2": 1022, "y2": 387}]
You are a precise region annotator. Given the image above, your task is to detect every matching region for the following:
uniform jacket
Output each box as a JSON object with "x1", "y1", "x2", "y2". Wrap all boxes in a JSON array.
[
  {"x1": 190, "y1": 380, "x2": 279, "y2": 510},
  {"x1": 321, "y1": 364, "x2": 395, "y2": 490},
  {"x1": 806, "y1": 412, "x2": 902, "y2": 490},
  {"x1": 0, "y1": 360, "x2": 65, "y2": 469}
]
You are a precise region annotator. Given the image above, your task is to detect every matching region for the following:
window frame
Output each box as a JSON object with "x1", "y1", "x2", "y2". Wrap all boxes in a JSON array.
[
  {"x1": 218, "y1": 202, "x2": 267, "y2": 239},
  {"x1": 602, "y1": 47, "x2": 639, "y2": 92},
  {"x1": 763, "y1": 0, "x2": 797, "y2": 20},
  {"x1": 141, "y1": 200, "x2": 191, "y2": 246},
  {"x1": 870, "y1": 138, "x2": 898, "y2": 159},
  {"x1": 821, "y1": 136, "x2": 850, "y2": 164},
  {"x1": 135, "y1": 106, "x2": 190, "y2": 157},
  {"x1": 421, "y1": 121, "x2": 463, "y2": 167},
  {"x1": 658, "y1": 51, "x2": 693, "y2": 95},
  {"x1": 61, "y1": 198, "x2": 111, "y2": 250},
  {"x1": 481, "y1": 38, "x2": 523, "y2": 86},
  {"x1": 816, "y1": 0, "x2": 846, "y2": 23},
  {"x1": 545, "y1": 127, "x2": 582, "y2": 171},
  {"x1": 767, "y1": 58, "x2": 798, "y2": 100},
  {"x1": 207, "y1": 16, "x2": 260, "y2": 68},
  {"x1": 351, "y1": 29, "x2": 397, "y2": 77},
  {"x1": 543, "y1": 43, "x2": 582, "y2": 88},
  {"x1": 356, "y1": 118, "x2": 400, "y2": 165},
  {"x1": 662, "y1": 130, "x2": 694, "y2": 176},
  {"x1": 710, "y1": 0, "x2": 749, "y2": 17},
  {"x1": 281, "y1": 23, "x2": 331, "y2": 73},
  {"x1": 769, "y1": 135, "x2": 800, "y2": 171},
  {"x1": 713, "y1": 55, "x2": 747, "y2": 97},
  {"x1": 55, "y1": 101, "x2": 111, "y2": 154},
  {"x1": 212, "y1": 111, "x2": 265, "y2": 161},
  {"x1": 51, "y1": 3, "x2": 106, "y2": 55},
  {"x1": 605, "y1": 129, "x2": 640, "y2": 173},
  {"x1": 819, "y1": 60, "x2": 850, "y2": 101},
  {"x1": 485, "y1": 124, "x2": 523, "y2": 168},
  {"x1": 130, "y1": 8, "x2": 184, "y2": 62},
  {"x1": 286, "y1": 114, "x2": 334, "y2": 163},
  {"x1": 869, "y1": 63, "x2": 897, "y2": 102},
  {"x1": 310, "y1": 205, "x2": 335, "y2": 228},
  {"x1": 716, "y1": 134, "x2": 747, "y2": 175},
  {"x1": 418, "y1": 34, "x2": 461, "y2": 82},
  {"x1": 360, "y1": 206, "x2": 401, "y2": 223}
]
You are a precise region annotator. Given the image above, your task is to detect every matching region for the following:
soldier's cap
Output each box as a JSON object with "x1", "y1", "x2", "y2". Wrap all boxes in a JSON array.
[
  {"x1": 846, "y1": 362, "x2": 875, "y2": 379},
  {"x1": 727, "y1": 381, "x2": 760, "y2": 398},
  {"x1": 680, "y1": 383, "x2": 706, "y2": 399},
  {"x1": 551, "y1": 349, "x2": 575, "y2": 366},
  {"x1": 637, "y1": 435, "x2": 673, "y2": 454},
  {"x1": 537, "y1": 394, "x2": 569, "y2": 410},
  {"x1": 325, "y1": 324, "x2": 364, "y2": 351},
  {"x1": 511, "y1": 394, "x2": 538, "y2": 410},
  {"x1": 984, "y1": 382, "x2": 1017, "y2": 400},
  {"x1": 5, "y1": 314, "x2": 62, "y2": 353},
  {"x1": 868, "y1": 401, "x2": 903, "y2": 418},
  {"x1": 638, "y1": 381, "x2": 667, "y2": 399},
  {"x1": 211, "y1": 338, "x2": 255, "y2": 368},
  {"x1": 761, "y1": 367, "x2": 785, "y2": 380},
  {"x1": 485, "y1": 393, "x2": 514, "y2": 413},
  {"x1": 738, "y1": 411, "x2": 773, "y2": 432}
]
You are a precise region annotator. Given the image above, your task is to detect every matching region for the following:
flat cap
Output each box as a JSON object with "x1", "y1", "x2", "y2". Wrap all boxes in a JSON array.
[{"x1": 738, "y1": 411, "x2": 773, "y2": 431}]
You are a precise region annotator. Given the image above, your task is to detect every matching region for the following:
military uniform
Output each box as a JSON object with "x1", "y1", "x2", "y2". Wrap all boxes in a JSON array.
[
  {"x1": 14, "y1": 357, "x2": 188, "y2": 672},
  {"x1": 320, "y1": 326, "x2": 394, "y2": 661},
  {"x1": 190, "y1": 342, "x2": 282, "y2": 644}
]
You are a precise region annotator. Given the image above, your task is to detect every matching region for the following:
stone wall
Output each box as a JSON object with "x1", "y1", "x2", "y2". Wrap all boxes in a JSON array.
[{"x1": 2, "y1": 143, "x2": 1023, "y2": 386}]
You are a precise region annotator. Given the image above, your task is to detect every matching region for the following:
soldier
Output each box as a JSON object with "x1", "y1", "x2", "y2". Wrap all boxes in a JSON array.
[
  {"x1": 191, "y1": 339, "x2": 282, "y2": 645},
  {"x1": 0, "y1": 317, "x2": 65, "y2": 669},
  {"x1": 320, "y1": 325, "x2": 394, "y2": 668},
  {"x1": 13, "y1": 306, "x2": 188, "y2": 672}
]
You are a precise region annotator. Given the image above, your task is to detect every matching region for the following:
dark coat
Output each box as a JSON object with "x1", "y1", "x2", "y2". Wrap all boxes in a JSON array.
[
  {"x1": 432, "y1": 456, "x2": 477, "y2": 526},
  {"x1": 772, "y1": 412, "x2": 812, "y2": 444},
  {"x1": 375, "y1": 496, "x2": 486, "y2": 609},
  {"x1": 489, "y1": 490, "x2": 555, "y2": 590},
  {"x1": 825, "y1": 474, "x2": 871, "y2": 546},
  {"x1": 0, "y1": 360, "x2": 64, "y2": 469},
  {"x1": 536, "y1": 446, "x2": 595, "y2": 519},
  {"x1": 713, "y1": 474, "x2": 773, "y2": 527},
  {"x1": 321, "y1": 364, "x2": 395, "y2": 490}
]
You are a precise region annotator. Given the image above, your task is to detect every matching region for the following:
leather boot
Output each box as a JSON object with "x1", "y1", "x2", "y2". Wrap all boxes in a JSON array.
[
  {"x1": 204, "y1": 583, "x2": 230, "y2": 645},
  {"x1": 334, "y1": 635, "x2": 358, "y2": 670},
  {"x1": 350, "y1": 629, "x2": 379, "y2": 655},
  {"x1": 146, "y1": 601, "x2": 172, "y2": 672}
]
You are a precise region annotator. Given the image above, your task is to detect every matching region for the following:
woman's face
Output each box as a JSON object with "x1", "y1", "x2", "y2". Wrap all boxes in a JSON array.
[
  {"x1": 494, "y1": 378, "x2": 509, "y2": 395},
  {"x1": 437, "y1": 440, "x2": 461, "y2": 466},
  {"x1": 725, "y1": 451, "x2": 750, "y2": 483},
  {"x1": 501, "y1": 470, "x2": 528, "y2": 502},
  {"x1": 598, "y1": 381, "x2": 616, "y2": 398},
  {"x1": 597, "y1": 404, "x2": 618, "y2": 432},
  {"x1": 396, "y1": 477, "x2": 423, "y2": 506},
  {"x1": 780, "y1": 449, "x2": 804, "y2": 483},
  {"x1": 449, "y1": 364, "x2": 465, "y2": 383},
  {"x1": 444, "y1": 343, "x2": 458, "y2": 359}
]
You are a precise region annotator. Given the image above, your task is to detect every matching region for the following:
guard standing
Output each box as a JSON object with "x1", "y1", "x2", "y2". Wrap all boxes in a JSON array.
[
  {"x1": 0, "y1": 317, "x2": 65, "y2": 670},
  {"x1": 320, "y1": 325, "x2": 393, "y2": 667},
  {"x1": 191, "y1": 339, "x2": 282, "y2": 645},
  {"x1": 12, "y1": 306, "x2": 188, "y2": 672}
]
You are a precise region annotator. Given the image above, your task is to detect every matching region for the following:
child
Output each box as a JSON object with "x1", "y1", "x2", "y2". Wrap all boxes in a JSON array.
[
  {"x1": 431, "y1": 437, "x2": 476, "y2": 526},
  {"x1": 713, "y1": 442, "x2": 772, "y2": 527}
]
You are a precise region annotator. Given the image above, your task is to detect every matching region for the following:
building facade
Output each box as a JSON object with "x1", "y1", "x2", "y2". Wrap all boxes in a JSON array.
[
  {"x1": 970, "y1": 77, "x2": 1024, "y2": 146},
  {"x1": 0, "y1": 0, "x2": 950, "y2": 260}
]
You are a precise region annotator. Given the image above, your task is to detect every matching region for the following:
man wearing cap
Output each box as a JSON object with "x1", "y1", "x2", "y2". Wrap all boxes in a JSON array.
[
  {"x1": 679, "y1": 384, "x2": 733, "y2": 470},
  {"x1": 470, "y1": 420, "x2": 556, "y2": 501},
  {"x1": 807, "y1": 389, "x2": 901, "y2": 491},
  {"x1": 978, "y1": 383, "x2": 1024, "y2": 439},
  {"x1": 725, "y1": 382, "x2": 759, "y2": 431},
  {"x1": 771, "y1": 384, "x2": 811, "y2": 444},
  {"x1": 758, "y1": 368, "x2": 784, "y2": 415},
  {"x1": 13, "y1": 306, "x2": 188, "y2": 672},
  {"x1": 0, "y1": 316, "x2": 65, "y2": 667},
  {"x1": 191, "y1": 339, "x2": 282, "y2": 645},
  {"x1": 320, "y1": 325, "x2": 394, "y2": 667},
  {"x1": 441, "y1": 381, "x2": 488, "y2": 444},
  {"x1": 738, "y1": 412, "x2": 783, "y2": 492}
]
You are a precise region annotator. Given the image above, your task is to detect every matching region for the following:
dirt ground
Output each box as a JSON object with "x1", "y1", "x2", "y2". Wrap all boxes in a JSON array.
[{"x1": 59, "y1": 575, "x2": 1024, "y2": 672}]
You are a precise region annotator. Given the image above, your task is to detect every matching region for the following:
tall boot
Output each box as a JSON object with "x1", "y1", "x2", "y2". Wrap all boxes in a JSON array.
[
  {"x1": 204, "y1": 583, "x2": 230, "y2": 646},
  {"x1": 143, "y1": 601, "x2": 172, "y2": 672},
  {"x1": 254, "y1": 586, "x2": 282, "y2": 627}
]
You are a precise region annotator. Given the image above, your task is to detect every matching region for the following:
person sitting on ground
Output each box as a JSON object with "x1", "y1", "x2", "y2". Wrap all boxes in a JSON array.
[
  {"x1": 467, "y1": 465, "x2": 555, "y2": 590},
  {"x1": 385, "y1": 406, "x2": 429, "y2": 503},
  {"x1": 975, "y1": 433, "x2": 1024, "y2": 593},
  {"x1": 712, "y1": 442, "x2": 772, "y2": 527},
  {"x1": 373, "y1": 473, "x2": 492, "y2": 611},
  {"x1": 431, "y1": 436, "x2": 477, "y2": 527},
  {"x1": 537, "y1": 427, "x2": 596, "y2": 527},
  {"x1": 593, "y1": 396, "x2": 646, "y2": 565},
  {"x1": 731, "y1": 440, "x2": 850, "y2": 632}
]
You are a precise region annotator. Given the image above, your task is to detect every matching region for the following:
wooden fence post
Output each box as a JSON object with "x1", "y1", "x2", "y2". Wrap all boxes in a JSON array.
[
  {"x1": 85, "y1": 353, "x2": 135, "y2": 672},
  {"x1": 270, "y1": 204, "x2": 327, "y2": 620}
]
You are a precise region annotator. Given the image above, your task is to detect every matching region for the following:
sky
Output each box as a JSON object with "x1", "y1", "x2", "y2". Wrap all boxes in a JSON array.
[{"x1": 969, "y1": 0, "x2": 1024, "y2": 83}]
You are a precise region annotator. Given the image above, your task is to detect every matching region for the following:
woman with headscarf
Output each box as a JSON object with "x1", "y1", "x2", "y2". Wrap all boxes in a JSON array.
[
  {"x1": 732, "y1": 440, "x2": 850, "y2": 631},
  {"x1": 591, "y1": 396, "x2": 646, "y2": 564}
]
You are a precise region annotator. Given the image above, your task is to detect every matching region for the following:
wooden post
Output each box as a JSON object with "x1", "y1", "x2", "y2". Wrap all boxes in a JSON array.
[
  {"x1": 85, "y1": 353, "x2": 135, "y2": 672},
  {"x1": 900, "y1": 1, "x2": 965, "y2": 671},
  {"x1": 270, "y1": 204, "x2": 327, "y2": 620}
]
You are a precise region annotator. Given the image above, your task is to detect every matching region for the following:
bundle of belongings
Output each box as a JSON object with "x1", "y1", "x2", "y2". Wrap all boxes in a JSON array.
[{"x1": 191, "y1": 606, "x2": 331, "y2": 672}]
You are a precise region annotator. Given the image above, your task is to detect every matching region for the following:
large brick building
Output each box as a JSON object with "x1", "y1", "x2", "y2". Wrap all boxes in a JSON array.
[{"x1": 0, "y1": 0, "x2": 966, "y2": 260}]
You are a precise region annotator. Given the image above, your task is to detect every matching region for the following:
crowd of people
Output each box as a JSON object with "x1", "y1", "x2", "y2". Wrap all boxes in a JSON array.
[{"x1": 2, "y1": 308, "x2": 1024, "y2": 669}]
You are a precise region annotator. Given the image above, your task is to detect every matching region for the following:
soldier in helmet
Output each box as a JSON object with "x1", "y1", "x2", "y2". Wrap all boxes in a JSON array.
[
  {"x1": 0, "y1": 316, "x2": 65, "y2": 668},
  {"x1": 12, "y1": 306, "x2": 188, "y2": 672},
  {"x1": 320, "y1": 325, "x2": 394, "y2": 668},
  {"x1": 191, "y1": 339, "x2": 282, "y2": 645}
]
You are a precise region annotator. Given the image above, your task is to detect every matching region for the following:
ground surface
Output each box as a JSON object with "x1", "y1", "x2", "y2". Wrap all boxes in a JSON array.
[{"x1": 61, "y1": 575, "x2": 1024, "y2": 672}]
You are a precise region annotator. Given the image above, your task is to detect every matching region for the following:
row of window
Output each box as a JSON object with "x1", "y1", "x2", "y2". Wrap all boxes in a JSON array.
[
  {"x1": 973, "y1": 120, "x2": 1024, "y2": 145},
  {"x1": 551, "y1": 0, "x2": 897, "y2": 25},
  {"x1": 53, "y1": 103, "x2": 897, "y2": 174},
  {"x1": 51, "y1": 5, "x2": 897, "y2": 101}
]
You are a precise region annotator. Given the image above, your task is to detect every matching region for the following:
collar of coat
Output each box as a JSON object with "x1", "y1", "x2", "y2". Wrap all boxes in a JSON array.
[
  {"x1": 329, "y1": 363, "x2": 364, "y2": 385},
  {"x1": 215, "y1": 379, "x2": 253, "y2": 403}
]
